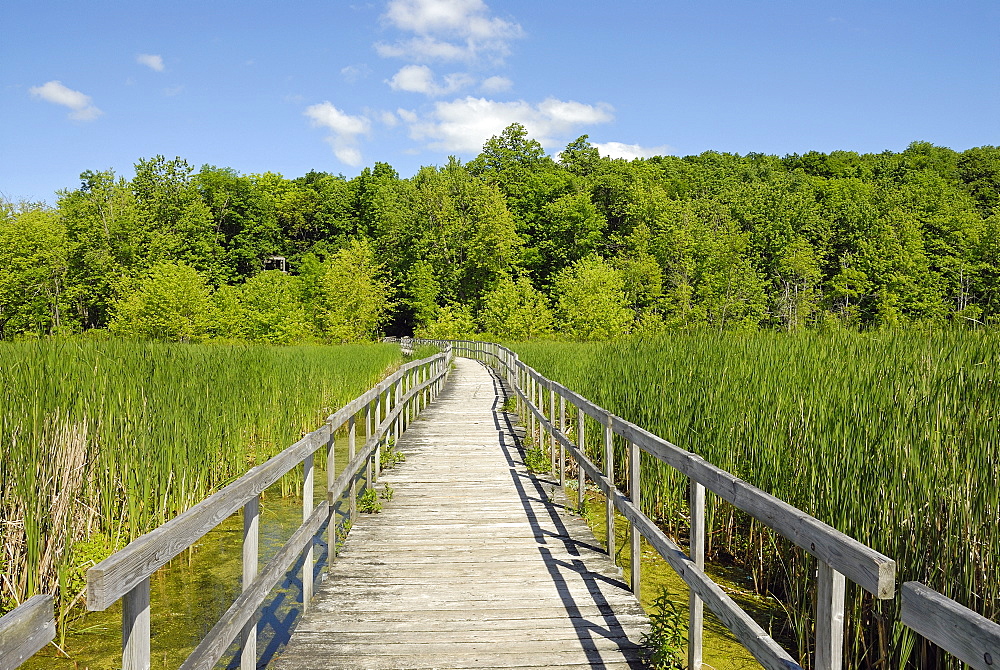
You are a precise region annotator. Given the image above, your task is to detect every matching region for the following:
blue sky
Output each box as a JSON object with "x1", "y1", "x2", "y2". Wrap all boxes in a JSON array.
[{"x1": 2, "y1": 1, "x2": 998, "y2": 204}]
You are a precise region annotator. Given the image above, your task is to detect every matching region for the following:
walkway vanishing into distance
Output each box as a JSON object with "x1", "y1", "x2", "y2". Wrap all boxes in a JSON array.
[{"x1": 275, "y1": 358, "x2": 649, "y2": 669}]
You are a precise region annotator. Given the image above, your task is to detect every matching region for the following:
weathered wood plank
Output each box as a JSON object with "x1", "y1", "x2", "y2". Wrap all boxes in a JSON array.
[
  {"x1": 901, "y1": 581, "x2": 1000, "y2": 670},
  {"x1": 0, "y1": 595, "x2": 55, "y2": 670},
  {"x1": 276, "y1": 358, "x2": 649, "y2": 669}
]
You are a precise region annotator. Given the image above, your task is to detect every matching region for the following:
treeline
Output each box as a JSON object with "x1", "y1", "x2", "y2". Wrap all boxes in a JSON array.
[{"x1": 3, "y1": 125, "x2": 999, "y2": 342}]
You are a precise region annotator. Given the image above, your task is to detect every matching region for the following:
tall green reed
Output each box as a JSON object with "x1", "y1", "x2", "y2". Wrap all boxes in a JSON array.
[
  {"x1": 514, "y1": 329, "x2": 999, "y2": 669},
  {"x1": 0, "y1": 339, "x2": 401, "y2": 618}
]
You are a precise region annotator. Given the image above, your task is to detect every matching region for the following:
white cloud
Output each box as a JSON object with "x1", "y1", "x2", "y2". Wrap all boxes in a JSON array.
[
  {"x1": 375, "y1": 36, "x2": 468, "y2": 61},
  {"x1": 593, "y1": 141, "x2": 673, "y2": 160},
  {"x1": 408, "y1": 96, "x2": 614, "y2": 153},
  {"x1": 137, "y1": 54, "x2": 165, "y2": 72},
  {"x1": 163, "y1": 85, "x2": 184, "y2": 97},
  {"x1": 334, "y1": 147, "x2": 363, "y2": 165},
  {"x1": 380, "y1": 110, "x2": 399, "y2": 127},
  {"x1": 340, "y1": 64, "x2": 371, "y2": 83},
  {"x1": 29, "y1": 81, "x2": 103, "y2": 121},
  {"x1": 397, "y1": 108, "x2": 418, "y2": 123},
  {"x1": 387, "y1": 64, "x2": 474, "y2": 95},
  {"x1": 377, "y1": 0, "x2": 523, "y2": 62},
  {"x1": 480, "y1": 75, "x2": 512, "y2": 93},
  {"x1": 304, "y1": 102, "x2": 371, "y2": 166}
]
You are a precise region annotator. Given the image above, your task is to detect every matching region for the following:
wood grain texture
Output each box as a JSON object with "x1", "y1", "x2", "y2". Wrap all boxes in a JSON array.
[
  {"x1": 0, "y1": 595, "x2": 54, "y2": 670},
  {"x1": 901, "y1": 581, "x2": 1000, "y2": 670},
  {"x1": 276, "y1": 358, "x2": 649, "y2": 669}
]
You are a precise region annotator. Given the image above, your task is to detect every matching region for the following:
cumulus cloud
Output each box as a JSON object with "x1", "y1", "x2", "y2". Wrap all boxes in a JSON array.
[
  {"x1": 593, "y1": 141, "x2": 673, "y2": 160},
  {"x1": 136, "y1": 54, "x2": 165, "y2": 72},
  {"x1": 387, "y1": 64, "x2": 474, "y2": 95},
  {"x1": 480, "y1": 75, "x2": 512, "y2": 93},
  {"x1": 376, "y1": 0, "x2": 523, "y2": 62},
  {"x1": 408, "y1": 96, "x2": 613, "y2": 153},
  {"x1": 29, "y1": 81, "x2": 102, "y2": 121},
  {"x1": 304, "y1": 102, "x2": 371, "y2": 166}
]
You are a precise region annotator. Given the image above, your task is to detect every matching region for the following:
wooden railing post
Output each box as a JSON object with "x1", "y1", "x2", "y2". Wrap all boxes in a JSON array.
[
  {"x1": 604, "y1": 413, "x2": 616, "y2": 564},
  {"x1": 815, "y1": 561, "x2": 846, "y2": 670},
  {"x1": 689, "y1": 480, "x2": 706, "y2": 670},
  {"x1": 241, "y1": 494, "x2": 259, "y2": 670},
  {"x1": 302, "y1": 453, "x2": 314, "y2": 610},
  {"x1": 577, "y1": 405, "x2": 586, "y2": 513},
  {"x1": 629, "y1": 441, "x2": 640, "y2": 601},
  {"x1": 529, "y1": 376, "x2": 536, "y2": 446},
  {"x1": 327, "y1": 424, "x2": 337, "y2": 568},
  {"x1": 122, "y1": 578, "x2": 150, "y2": 670},
  {"x1": 549, "y1": 386, "x2": 556, "y2": 474},
  {"x1": 349, "y1": 415, "x2": 357, "y2": 520},
  {"x1": 394, "y1": 379, "x2": 402, "y2": 446},
  {"x1": 558, "y1": 394, "x2": 566, "y2": 490}
]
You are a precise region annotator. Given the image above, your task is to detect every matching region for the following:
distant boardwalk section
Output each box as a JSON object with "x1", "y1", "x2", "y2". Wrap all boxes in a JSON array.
[{"x1": 276, "y1": 358, "x2": 648, "y2": 669}]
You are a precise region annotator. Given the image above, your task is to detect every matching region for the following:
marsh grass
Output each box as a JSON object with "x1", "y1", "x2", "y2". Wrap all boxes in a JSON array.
[
  {"x1": 514, "y1": 329, "x2": 999, "y2": 668},
  {"x1": 0, "y1": 339, "x2": 401, "y2": 624}
]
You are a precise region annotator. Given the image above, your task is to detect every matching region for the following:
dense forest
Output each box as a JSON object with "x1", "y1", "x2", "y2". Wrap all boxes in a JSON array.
[{"x1": 2, "y1": 125, "x2": 999, "y2": 342}]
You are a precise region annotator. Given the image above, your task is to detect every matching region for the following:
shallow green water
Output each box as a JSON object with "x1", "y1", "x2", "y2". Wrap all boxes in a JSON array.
[{"x1": 26, "y1": 464, "x2": 352, "y2": 670}]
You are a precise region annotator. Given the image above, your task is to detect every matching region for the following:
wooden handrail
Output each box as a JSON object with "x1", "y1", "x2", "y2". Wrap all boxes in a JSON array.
[
  {"x1": 82, "y1": 346, "x2": 452, "y2": 670},
  {"x1": 0, "y1": 595, "x2": 55, "y2": 669},
  {"x1": 901, "y1": 581, "x2": 1000, "y2": 670},
  {"x1": 421, "y1": 338, "x2": 898, "y2": 670}
]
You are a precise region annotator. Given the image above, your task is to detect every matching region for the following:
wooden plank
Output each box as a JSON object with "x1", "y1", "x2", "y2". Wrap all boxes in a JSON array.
[
  {"x1": 277, "y1": 358, "x2": 649, "y2": 670},
  {"x1": 901, "y1": 581, "x2": 1000, "y2": 670},
  {"x1": 689, "y1": 479, "x2": 705, "y2": 670},
  {"x1": 179, "y1": 502, "x2": 329, "y2": 670},
  {"x1": 0, "y1": 595, "x2": 55, "y2": 670},
  {"x1": 240, "y1": 495, "x2": 259, "y2": 670}
]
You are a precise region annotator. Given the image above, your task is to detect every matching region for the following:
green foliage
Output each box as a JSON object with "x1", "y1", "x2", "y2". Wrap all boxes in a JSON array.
[
  {"x1": 416, "y1": 303, "x2": 476, "y2": 340},
  {"x1": 0, "y1": 203, "x2": 69, "y2": 338},
  {"x1": 478, "y1": 275, "x2": 554, "y2": 339},
  {"x1": 4, "y1": 132, "x2": 1000, "y2": 341},
  {"x1": 641, "y1": 589, "x2": 687, "y2": 669},
  {"x1": 380, "y1": 441, "x2": 406, "y2": 469},
  {"x1": 552, "y1": 256, "x2": 633, "y2": 340},
  {"x1": 380, "y1": 483, "x2": 394, "y2": 501},
  {"x1": 523, "y1": 444, "x2": 550, "y2": 473},
  {"x1": 313, "y1": 239, "x2": 392, "y2": 342},
  {"x1": 109, "y1": 262, "x2": 213, "y2": 341},
  {"x1": 357, "y1": 488, "x2": 382, "y2": 513},
  {"x1": 216, "y1": 270, "x2": 312, "y2": 344}
]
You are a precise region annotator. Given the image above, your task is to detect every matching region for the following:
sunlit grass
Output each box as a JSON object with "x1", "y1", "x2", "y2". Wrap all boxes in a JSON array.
[
  {"x1": 0, "y1": 339, "x2": 402, "y2": 620},
  {"x1": 513, "y1": 329, "x2": 999, "y2": 668}
]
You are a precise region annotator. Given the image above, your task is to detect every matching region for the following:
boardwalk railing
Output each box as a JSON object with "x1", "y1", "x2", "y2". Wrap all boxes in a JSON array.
[
  {"x1": 901, "y1": 582, "x2": 1000, "y2": 670},
  {"x1": 399, "y1": 337, "x2": 889, "y2": 670},
  {"x1": 27, "y1": 347, "x2": 451, "y2": 670},
  {"x1": 0, "y1": 595, "x2": 55, "y2": 670}
]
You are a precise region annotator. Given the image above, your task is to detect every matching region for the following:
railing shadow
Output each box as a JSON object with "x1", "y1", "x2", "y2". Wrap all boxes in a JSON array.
[{"x1": 482, "y1": 361, "x2": 646, "y2": 669}]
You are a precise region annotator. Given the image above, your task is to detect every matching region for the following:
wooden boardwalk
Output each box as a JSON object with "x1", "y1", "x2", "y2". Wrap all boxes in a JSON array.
[{"x1": 276, "y1": 358, "x2": 649, "y2": 669}]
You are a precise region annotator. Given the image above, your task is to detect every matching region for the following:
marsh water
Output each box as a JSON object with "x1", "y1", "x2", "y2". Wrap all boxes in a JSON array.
[{"x1": 25, "y1": 473, "x2": 346, "y2": 670}]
